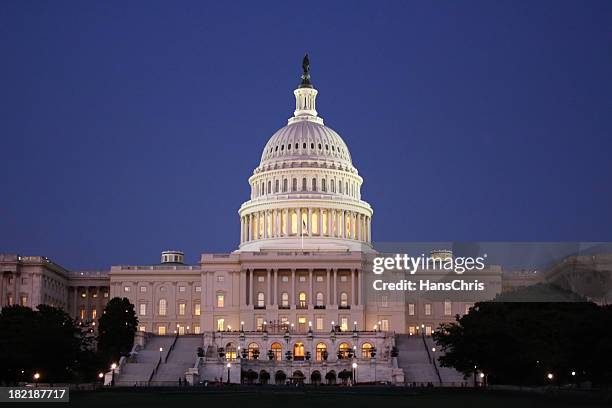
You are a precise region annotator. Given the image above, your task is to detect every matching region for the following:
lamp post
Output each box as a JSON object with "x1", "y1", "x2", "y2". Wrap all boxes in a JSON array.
[
  {"x1": 352, "y1": 362, "x2": 358, "y2": 385},
  {"x1": 240, "y1": 321, "x2": 244, "y2": 332},
  {"x1": 159, "y1": 347, "x2": 163, "y2": 362},
  {"x1": 226, "y1": 363, "x2": 231, "y2": 384},
  {"x1": 33, "y1": 372, "x2": 40, "y2": 387},
  {"x1": 110, "y1": 363, "x2": 117, "y2": 386},
  {"x1": 98, "y1": 372, "x2": 104, "y2": 385}
]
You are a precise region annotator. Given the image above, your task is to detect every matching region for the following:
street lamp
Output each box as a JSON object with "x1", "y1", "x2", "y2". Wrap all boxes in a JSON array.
[
  {"x1": 226, "y1": 362, "x2": 231, "y2": 384},
  {"x1": 240, "y1": 321, "x2": 244, "y2": 331},
  {"x1": 547, "y1": 373, "x2": 554, "y2": 381},
  {"x1": 110, "y1": 363, "x2": 117, "y2": 386},
  {"x1": 352, "y1": 362, "x2": 358, "y2": 385},
  {"x1": 33, "y1": 372, "x2": 40, "y2": 387},
  {"x1": 159, "y1": 347, "x2": 163, "y2": 360},
  {"x1": 353, "y1": 321, "x2": 357, "y2": 331}
]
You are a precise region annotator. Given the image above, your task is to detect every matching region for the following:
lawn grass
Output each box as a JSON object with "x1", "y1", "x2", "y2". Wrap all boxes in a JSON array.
[{"x1": 15, "y1": 386, "x2": 611, "y2": 408}]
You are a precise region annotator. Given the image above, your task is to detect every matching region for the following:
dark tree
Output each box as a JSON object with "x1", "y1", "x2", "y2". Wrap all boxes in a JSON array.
[
  {"x1": 433, "y1": 286, "x2": 612, "y2": 386},
  {"x1": 0, "y1": 304, "x2": 81, "y2": 384},
  {"x1": 97, "y1": 297, "x2": 138, "y2": 365}
]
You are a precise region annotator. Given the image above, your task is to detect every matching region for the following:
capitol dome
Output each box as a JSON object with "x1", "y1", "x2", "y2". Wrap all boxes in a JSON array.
[{"x1": 238, "y1": 56, "x2": 373, "y2": 252}]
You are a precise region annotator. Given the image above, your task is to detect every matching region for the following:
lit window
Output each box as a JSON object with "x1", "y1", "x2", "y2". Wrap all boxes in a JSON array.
[
  {"x1": 425, "y1": 303, "x2": 432, "y2": 316},
  {"x1": 195, "y1": 286, "x2": 201, "y2": 292},
  {"x1": 316, "y1": 275, "x2": 323, "y2": 282},
  {"x1": 103, "y1": 292, "x2": 109, "y2": 298},
  {"x1": 381, "y1": 295, "x2": 388, "y2": 307},
  {"x1": 299, "y1": 276, "x2": 306, "y2": 282},
  {"x1": 282, "y1": 276, "x2": 289, "y2": 282},
  {"x1": 217, "y1": 276, "x2": 225, "y2": 282},
  {"x1": 281, "y1": 292, "x2": 289, "y2": 307},
  {"x1": 179, "y1": 286, "x2": 185, "y2": 293},
  {"x1": 444, "y1": 300, "x2": 452, "y2": 316},
  {"x1": 217, "y1": 294, "x2": 225, "y2": 308},
  {"x1": 92, "y1": 309, "x2": 97, "y2": 319},
  {"x1": 409, "y1": 326, "x2": 415, "y2": 335},
  {"x1": 257, "y1": 276, "x2": 265, "y2": 282},
  {"x1": 20, "y1": 296, "x2": 28, "y2": 306},
  {"x1": 124, "y1": 286, "x2": 130, "y2": 292},
  {"x1": 257, "y1": 292, "x2": 265, "y2": 308},
  {"x1": 361, "y1": 343, "x2": 373, "y2": 359},
  {"x1": 194, "y1": 303, "x2": 201, "y2": 316},
  {"x1": 159, "y1": 299, "x2": 167, "y2": 316},
  {"x1": 139, "y1": 326, "x2": 146, "y2": 332},
  {"x1": 140, "y1": 303, "x2": 147, "y2": 316},
  {"x1": 158, "y1": 326, "x2": 166, "y2": 335},
  {"x1": 256, "y1": 317, "x2": 264, "y2": 331},
  {"x1": 381, "y1": 319, "x2": 389, "y2": 331},
  {"x1": 316, "y1": 317, "x2": 324, "y2": 331},
  {"x1": 340, "y1": 317, "x2": 348, "y2": 331},
  {"x1": 179, "y1": 303, "x2": 186, "y2": 316},
  {"x1": 408, "y1": 303, "x2": 415, "y2": 315},
  {"x1": 298, "y1": 292, "x2": 307, "y2": 308},
  {"x1": 80, "y1": 308, "x2": 86, "y2": 319},
  {"x1": 140, "y1": 286, "x2": 147, "y2": 293},
  {"x1": 425, "y1": 326, "x2": 432, "y2": 335},
  {"x1": 340, "y1": 292, "x2": 348, "y2": 307},
  {"x1": 194, "y1": 326, "x2": 200, "y2": 334},
  {"x1": 316, "y1": 292, "x2": 324, "y2": 307},
  {"x1": 217, "y1": 318, "x2": 225, "y2": 331}
]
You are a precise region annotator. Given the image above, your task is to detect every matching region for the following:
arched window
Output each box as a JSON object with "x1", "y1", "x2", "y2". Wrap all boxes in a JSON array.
[
  {"x1": 315, "y1": 342, "x2": 327, "y2": 361},
  {"x1": 158, "y1": 299, "x2": 167, "y2": 316},
  {"x1": 292, "y1": 178, "x2": 297, "y2": 191},
  {"x1": 225, "y1": 342, "x2": 237, "y2": 361},
  {"x1": 298, "y1": 292, "x2": 307, "y2": 308},
  {"x1": 293, "y1": 342, "x2": 305, "y2": 360},
  {"x1": 275, "y1": 179, "x2": 279, "y2": 193},
  {"x1": 248, "y1": 342, "x2": 260, "y2": 360},
  {"x1": 257, "y1": 292, "x2": 265, "y2": 308},
  {"x1": 361, "y1": 343, "x2": 373, "y2": 359},
  {"x1": 338, "y1": 342, "x2": 351, "y2": 359},
  {"x1": 267, "y1": 181, "x2": 271, "y2": 194},
  {"x1": 271, "y1": 342, "x2": 282, "y2": 361},
  {"x1": 301, "y1": 178, "x2": 307, "y2": 191},
  {"x1": 316, "y1": 292, "x2": 324, "y2": 307},
  {"x1": 312, "y1": 178, "x2": 317, "y2": 191},
  {"x1": 340, "y1": 292, "x2": 348, "y2": 307},
  {"x1": 281, "y1": 292, "x2": 289, "y2": 308},
  {"x1": 322, "y1": 178, "x2": 326, "y2": 192},
  {"x1": 331, "y1": 179, "x2": 336, "y2": 193},
  {"x1": 283, "y1": 178, "x2": 288, "y2": 192}
]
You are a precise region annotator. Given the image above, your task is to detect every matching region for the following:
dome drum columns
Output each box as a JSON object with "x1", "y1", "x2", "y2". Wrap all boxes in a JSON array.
[{"x1": 240, "y1": 208, "x2": 371, "y2": 244}]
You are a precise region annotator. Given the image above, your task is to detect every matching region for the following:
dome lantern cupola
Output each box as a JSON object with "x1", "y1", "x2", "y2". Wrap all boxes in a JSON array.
[{"x1": 290, "y1": 53, "x2": 323, "y2": 125}]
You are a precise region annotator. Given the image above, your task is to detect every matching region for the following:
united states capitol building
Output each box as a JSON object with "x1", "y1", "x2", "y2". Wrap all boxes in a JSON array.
[{"x1": 2, "y1": 57, "x2": 606, "y2": 386}]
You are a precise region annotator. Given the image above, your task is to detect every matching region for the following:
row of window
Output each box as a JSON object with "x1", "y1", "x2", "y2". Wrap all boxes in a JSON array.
[
  {"x1": 145, "y1": 300, "x2": 202, "y2": 316},
  {"x1": 253, "y1": 176, "x2": 359, "y2": 199},
  {"x1": 254, "y1": 291, "x2": 350, "y2": 308},
  {"x1": 222, "y1": 341, "x2": 373, "y2": 362},
  {"x1": 267, "y1": 141, "x2": 345, "y2": 156},
  {"x1": 406, "y1": 301, "x2": 473, "y2": 316},
  {"x1": 123, "y1": 285, "x2": 202, "y2": 293},
  {"x1": 151, "y1": 325, "x2": 201, "y2": 335}
]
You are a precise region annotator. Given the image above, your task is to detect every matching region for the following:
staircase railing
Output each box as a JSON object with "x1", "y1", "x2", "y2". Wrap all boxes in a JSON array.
[
  {"x1": 148, "y1": 355, "x2": 162, "y2": 386},
  {"x1": 164, "y1": 333, "x2": 179, "y2": 363},
  {"x1": 422, "y1": 333, "x2": 442, "y2": 385}
]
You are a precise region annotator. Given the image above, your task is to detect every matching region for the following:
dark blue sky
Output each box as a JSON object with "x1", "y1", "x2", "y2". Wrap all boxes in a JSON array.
[{"x1": 1, "y1": 1, "x2": 611, "y2": 269}]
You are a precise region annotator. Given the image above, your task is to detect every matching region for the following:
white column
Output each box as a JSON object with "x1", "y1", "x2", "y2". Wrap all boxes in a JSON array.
[
  {"x1": 291, "y1": 269, "x2": 295, "y2": 306},
  {"x1": 332, "y1": 269, "x2": 337, "y2": 305},
  {"x1": 307, "y1": 208, "x2": 312, "y2": 237},
  {"x1": 249, "y1": 270, "x2": 254, "y2": 306},
  {"x1": 318, "y1": 209, "x2": 323, "y2": 236},
  {"x1": 351, "y1": 269, "x2": 355, "y2": 306},
  {"x1": 357, "y1": 269, "x2": 362, "y2": 306},
  {"x1": 341, "y1": 210, "x2": 346, "y2": 238},
  {"x1": 267, "y1": 269, "x2": 271, "y2": 305},
  {"x1": 326, "y1": 269, "x2": 331, "y2": 304},
  {"x1": 309, "y1": 269, "x2": 313, "y2": 307},
  {"x1": 273, "y1": 269, "x2": 278, "y2": 306}
]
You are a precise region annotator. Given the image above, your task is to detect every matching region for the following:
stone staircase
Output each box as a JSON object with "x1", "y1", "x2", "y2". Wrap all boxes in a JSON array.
[
  {"x1": 395, "y1": 334, "x2": 440, "y2": 386},
  {"x1": 422, "y1": 336, "x2": 468, "y2": 386},
  {"x1": 115, "y1": 336, "x2": 176, "y2": 386},
  {"x1": 150, "y1": 335, "x2": 202, "y2": 385}
]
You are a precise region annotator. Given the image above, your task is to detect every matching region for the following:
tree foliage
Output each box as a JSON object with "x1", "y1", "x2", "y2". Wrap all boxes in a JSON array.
[
  {"x1": 0, "y1": 304, "x2": 82, "y2": 384},
  {"x1": 434, "y1": 287, "x2": 612, "y2": 385},
  {"x1": 97, "y1": 297, "x2": 138, "y2": 365}
]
